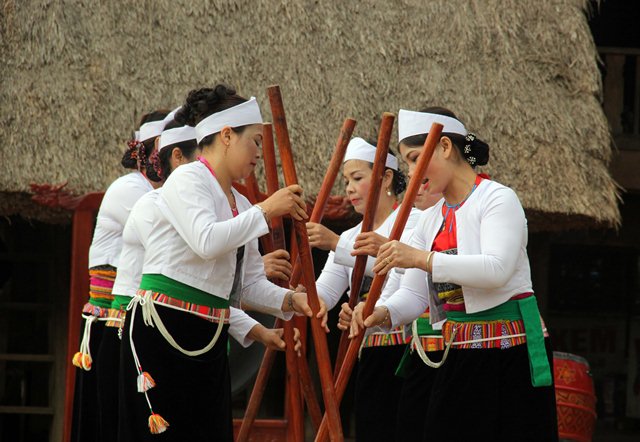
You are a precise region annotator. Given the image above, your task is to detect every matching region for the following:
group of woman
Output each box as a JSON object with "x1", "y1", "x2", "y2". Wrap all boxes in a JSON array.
[{"x1": 71, "y1": 82, "x2": 558, "y2": 442}]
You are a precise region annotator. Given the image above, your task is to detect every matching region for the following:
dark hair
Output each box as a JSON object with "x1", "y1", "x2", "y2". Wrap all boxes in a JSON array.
[
  {"x1": 121, "y1": 110, "x2": 169, "y2": 173},
  {"x1": 175, "y1": 84, "x2": 248, "y2": 148},
  {"x1": 146, "y1": 119, "x2": 199, "y2": 181},
  {"x1": 362, "y1": 139, "x2": 407, "y2": 195},
  {"x1": 399, "y1": 106, "x2": 489, "y2": 167}
]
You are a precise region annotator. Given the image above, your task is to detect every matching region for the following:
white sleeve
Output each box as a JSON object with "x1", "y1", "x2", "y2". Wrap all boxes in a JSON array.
[
  {"x1": 376, "y1": 268, "x2": 403, "y2": 305},
  {"x1": 236, "y1": 238, "x2": 292, "y2": 320},
  {"x1": 379, "y1": 220, "x2": 430, "y2": 327},
  {"x1": 333, "y1": 234, "x2": 376, "y2": 277},
  {"x1": 315, "y1": 251, "x2": 350, "y2": 311},
  {"x1": 432, "y1": 188, "x2": 525, "y2": 289},
  {"x1": 228, "y1": 307, "x2": 259, "y2": 348},
  {"x1": 158, "y1": 167, "x2": 269, "y2": 260}
]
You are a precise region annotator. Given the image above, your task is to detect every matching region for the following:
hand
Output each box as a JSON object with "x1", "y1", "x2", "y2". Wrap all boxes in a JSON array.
[
  {"x1": 351, "y1": 232, "x2": 389, "y2": 257},
  {"x1": 373, "y1": 240, "x2": 428, "y2": 275},
  {"x1": 306, "y1": 222, "x2": 339, "y2": 251},
  {"x1": 259, "y1": 185, "x2": 308, "y2": 221},
  {"x1": 263, "y1": 249, "x2": 292, "y2": 281},
  {"x1": 283, "y1": 291, "x2": 313, "y2": 317},
  {"x1": 318, "y1": 297, "x2": 329, "y2": 333},
  {"x1": 250, "y1": 325, "x2": 302, "y2": 355},
  {"x1": 337, "y1": 302, "x2": 353, "y2": 331},
  {"x1": 350, "y1": 304, "x2": 388, "y2": 338}
]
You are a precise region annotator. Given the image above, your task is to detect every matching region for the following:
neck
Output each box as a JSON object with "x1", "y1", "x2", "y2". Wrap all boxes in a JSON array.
[
  {"x1": 201, "y1": 149, "x2": 232, "y2": 193},
  {"x1": 443, "y1": 167, "x2": 477, "y2": 206},
  {"x1": 372, "y1": 195, "x2": 396, "y2": 230}
]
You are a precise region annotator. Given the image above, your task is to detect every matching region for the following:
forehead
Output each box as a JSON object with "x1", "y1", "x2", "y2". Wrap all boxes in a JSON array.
[
  {"x1": 343, "y1": 159, "x2": 372, "y2": 176},
  {"x1": 399, "y1": 143, "x2": 422, "y2": 157},
  {"x1": 242, "y1": 124, "x2": 263, "y2": 136}
]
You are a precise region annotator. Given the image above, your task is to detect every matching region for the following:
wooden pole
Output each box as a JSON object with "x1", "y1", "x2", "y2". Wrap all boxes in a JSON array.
[
  {"x1": 268, "y1": 85, "x2": 344, "y2": 442},
  {"x1": 315, "y1": 123, "x2": 444, "y2": 442},
  {"x1": 290, "y1": 118, "x2": 355, "y2": 286},
  {"x1": 333, "y1": 113, "x2": 394, "y2": 377},
  {"x1": 62, "y1": 193, "x2": 104, "y2": 442}
]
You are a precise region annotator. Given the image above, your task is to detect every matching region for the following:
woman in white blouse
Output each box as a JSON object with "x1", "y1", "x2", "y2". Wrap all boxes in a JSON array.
[
  {"x1": 117, "y1": 85, "x2": 317, "y2": 442},
  {"x1": 352, "y1": 108, "x2": 558, "y2": 441},
  {"x1": 307, "y1": 137, "x2": 420, "y2": 442}
]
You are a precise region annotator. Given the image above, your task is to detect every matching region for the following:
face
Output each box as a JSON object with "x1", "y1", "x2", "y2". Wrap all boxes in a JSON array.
[
  {"x1": 342, "y1": 159, "x2": 373, "y2": 215},
  {"x1": 399, "y1": 143, "x2": 443, "y2": 210},
  {"x1": 224, "y1": 124, "x2": 263, "y2": 180}
]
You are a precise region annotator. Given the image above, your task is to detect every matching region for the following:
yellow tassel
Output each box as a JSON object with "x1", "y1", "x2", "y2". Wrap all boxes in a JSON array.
[
  {"x1": 148, "y1": 413, "x2": 169, "y2": 434},
  {"x1": 80, "y1": 353, "x2": 92, "y2": 371},
  {"x1": 137, "y1": 371, "x2": 156, "y2": 392},
  {"x1": 72, "y1": 352, "x2": 83, "y2": 368},
  {"x1": 72, "y1": 352, "x2": 92, "y2": 371}
]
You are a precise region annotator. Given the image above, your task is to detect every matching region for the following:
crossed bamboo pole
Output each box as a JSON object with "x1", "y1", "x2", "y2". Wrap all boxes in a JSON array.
[
  {"x1": 315, "y1": 122, "x2": 444, "y2": 442},
  {"x1": 333, "y1": 113, "x2": 393, "y2": 377},
  {"x1": 269, "y1": 85, "x2": 344, "y2": 442}
]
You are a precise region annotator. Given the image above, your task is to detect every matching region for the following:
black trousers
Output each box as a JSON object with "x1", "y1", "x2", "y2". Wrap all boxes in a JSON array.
[
  {"x1": 395, "y1": 349, "x2": 442, "y2": 442},
  {"x1": 95, "y1": 325, "x2": 121, "y2": 441},
  {"x1": 424, "y1": 339, "x2": 558, "y2": 442},
  {"x1": 118, "y1": 305, "x2": 232, "y2": 442},
  {"x1": 71, "y1": 317, "x2": 105, "y2": 442},
  {"x1": 354, "y1": 345, "x2": 406, "y2": 442}
]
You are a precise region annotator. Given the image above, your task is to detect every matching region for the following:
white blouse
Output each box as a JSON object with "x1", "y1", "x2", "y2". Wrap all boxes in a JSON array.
[
  {"x1": 143, "y1": 161, "x2": 290, "y2": 319},
  {"x1": 88, "y1": 171, "x2": 153, "y2": 268},
  {"x1": 113, "y1": 189, "x2": 260, "y2": 347},
  {"x1": 381, "y1": 179, "x2": 533, "y2": 327},
  {"x1": 316, "y1": 207, "x2": 421, "y2": 311}
]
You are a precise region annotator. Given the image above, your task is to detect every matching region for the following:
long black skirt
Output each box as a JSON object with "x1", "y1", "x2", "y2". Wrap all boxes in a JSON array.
[
  {"x1": 424, "y1": 338, "x2": 558, "y2": 442},
  {"x1": 118, "y1": 305, "x2": 231, "y2": 442},
  {"x1": 95, "y1": 325, "x2": 121, "y2": 441},
  {"x1": 354, "y1": 345, "x2": 406, "y2": 442},
  {"x1": 71, "y1": 316, "x2": 105, "y2": 442},
  {"x1": 395, "y1": 349, "x2": 442, "y2": 442}
]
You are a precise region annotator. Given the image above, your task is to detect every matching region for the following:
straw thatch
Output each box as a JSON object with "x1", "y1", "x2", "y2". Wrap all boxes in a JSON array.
[{"x1": 0, "y1": 0, "x2": 620, "y2": 229}]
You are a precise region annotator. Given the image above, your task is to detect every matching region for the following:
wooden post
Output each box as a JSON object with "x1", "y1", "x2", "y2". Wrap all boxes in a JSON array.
[
  {"x1": 62, "y1": 193, "x2": 104, "y2": 442},
  {"x1": 315, "y1": 123, "x2": 444, "y2": 442},
  {"x1": 333, "y1": 114, "x2": 394, "y2": 377},
  {"x1": 268, "y1": 85, "x2": 344, "y2": 442}
]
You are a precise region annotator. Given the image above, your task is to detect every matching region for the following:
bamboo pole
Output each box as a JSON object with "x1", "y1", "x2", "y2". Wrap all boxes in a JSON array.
[
  {"x1": 289, "y1": 118, "x2": 356, "y2": 285},
  {"x1": 268, "y1": 85, "x2": 344, "y2": 442},
  {"x1": 315, "y1": 122, "x2": 444, "y2": 442},
  {"x1": 333, "y1": 113, "x2": 394, "y2": 377}
]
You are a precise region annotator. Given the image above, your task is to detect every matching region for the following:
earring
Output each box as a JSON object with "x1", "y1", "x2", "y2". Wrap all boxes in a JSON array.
[{"x1": 386, "y1": 188, "x2": 392, "y2": 197}]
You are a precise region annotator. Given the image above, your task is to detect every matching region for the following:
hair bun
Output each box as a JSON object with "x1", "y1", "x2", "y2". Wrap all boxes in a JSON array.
[{"x1": 462, "y1": 133, "x2": 489, "y2": 167}]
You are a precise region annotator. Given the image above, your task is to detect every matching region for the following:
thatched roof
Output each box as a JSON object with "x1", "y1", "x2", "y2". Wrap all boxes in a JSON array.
[{"x1": 0, "y1": 0, "x2": 620, "y2": 229}]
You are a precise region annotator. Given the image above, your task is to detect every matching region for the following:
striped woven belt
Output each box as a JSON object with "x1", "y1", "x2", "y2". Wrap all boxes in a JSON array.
[
  {"x1": 140, "y1": 290, "x2": 230, "y2": 324},
  {"x1": 105, "y1": 308, "x2": 126, "y2": 328},
  {"x1": 88, "y1": 268, "x2": 117, "y2": 309},
  {"x1": 82, "y1": 302, "x2": 110, "y2": 319},
  {"x1": 362, "y1": 327, "x2": 405, "y2": 348},
  {"x1": 442, "y1": 316, "x2": 548, "y2": 350},
  {"x1": 411, "y1": 335, "x2": 445, "y2": 352}
]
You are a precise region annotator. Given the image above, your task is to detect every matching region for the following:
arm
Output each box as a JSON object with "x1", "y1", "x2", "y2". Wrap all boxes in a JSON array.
[
  {"x1": 228, "y1": 307, "x2": 260, "y2": 348},
  {"x1": 236, "y1": 237, "x2": 292, "y2": 320},
  {"x1": 315, "y1": 250, "x2": 351, "y2": 311},
  {"x1": 432, "y1": 188, "x2": 525, "y2": 289},
  {"x1": 158, "y1": 166, "x2": 270, "y2": 260}
]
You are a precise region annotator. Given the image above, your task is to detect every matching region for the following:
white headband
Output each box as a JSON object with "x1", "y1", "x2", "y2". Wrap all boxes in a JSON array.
[
  {"x1": 134, "y1": 130, "x2": 140, "y2": 142},
  {"x1": 164, "y1": 106, "x2": 181, "y2": 124},
  {"x1": 343, "y1": 137, "x2": 398, "y2": 170},
  {"x1": 195, "y1": 97, "x2": 262, "y2": 143},
  {"x1": 138, "y1": 120, "x2": 166, "y2": 143},
  {"x1": 159, "y1": 125, "x2": 196, "y2": 151},
  {"x1": 398, "y1": 109, "x2": 467, "y2": 143}
]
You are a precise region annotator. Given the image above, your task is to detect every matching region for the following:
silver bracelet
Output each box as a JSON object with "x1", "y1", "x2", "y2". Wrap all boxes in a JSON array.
[{"x1": 254, "y1": 204, "x2": 270, "y2": 224}]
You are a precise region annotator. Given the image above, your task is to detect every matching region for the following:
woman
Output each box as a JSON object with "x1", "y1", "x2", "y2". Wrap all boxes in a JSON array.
[
  {"x1": 118, "y1": 85, "x2": 318, "y2": 441},
  {"x1": 71, "y1": 109, "x2": 168, "y2": 442},
  {"x1": 352, "y1": 107, "x2": 557, "y2": 441},
  {"x1": 307, "y1": 137, "x2": 420, "y2": 441}
]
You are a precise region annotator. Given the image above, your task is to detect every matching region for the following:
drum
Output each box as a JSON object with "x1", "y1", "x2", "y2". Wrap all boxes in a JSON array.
[{"x1": 554, "y1": 352, "x2": 597, "y2": 442}]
